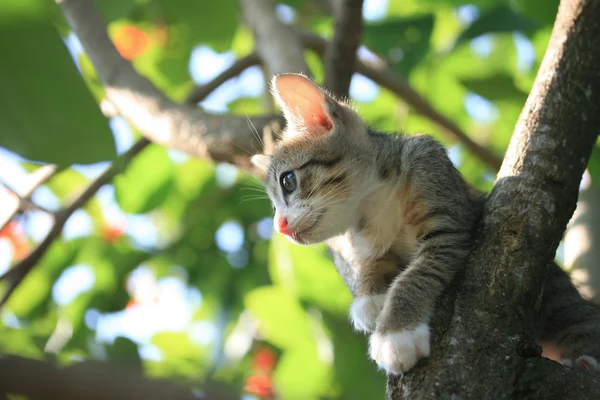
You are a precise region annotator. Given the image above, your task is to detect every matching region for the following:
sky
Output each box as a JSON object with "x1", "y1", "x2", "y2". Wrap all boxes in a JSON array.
[{"x1": 0, "y1": 0, "x2": 541, "y2": 362}]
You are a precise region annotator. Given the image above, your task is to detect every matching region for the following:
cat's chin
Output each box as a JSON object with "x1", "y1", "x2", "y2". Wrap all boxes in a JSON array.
[
  {"x1": 285, "y1": 231, "x2": 321, "y2": 245},
  {"x1": 286, "y1": 229, "x2": 339, "y2": 246},
  {"x1": 285, "y1": 236, "x2": 312, "y2": 245}
]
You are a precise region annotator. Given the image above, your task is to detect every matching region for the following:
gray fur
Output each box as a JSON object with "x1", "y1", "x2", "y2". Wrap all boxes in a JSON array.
[{"x1": 253, "y1": 73, "x2": 600, "y2": 374}]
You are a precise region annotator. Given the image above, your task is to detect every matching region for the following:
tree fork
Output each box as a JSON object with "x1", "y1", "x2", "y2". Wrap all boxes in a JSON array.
[{"x1": 384, "y1": 0, "x2": 600, "y2": 398}]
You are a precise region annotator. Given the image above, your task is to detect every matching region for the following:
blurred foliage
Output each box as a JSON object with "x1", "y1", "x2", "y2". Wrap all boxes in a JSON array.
[
  {"x1": 0, "y1": 0, "x2": 115, "y2": 165},
  {"x1": 0, "y1": 0, "x2": 597, "y2": 399}
]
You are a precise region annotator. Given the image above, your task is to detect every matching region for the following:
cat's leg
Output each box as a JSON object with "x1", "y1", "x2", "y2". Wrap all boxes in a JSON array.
[
  {"x1": 370, "y1": 230, "x2": 471, "y2": 374},
  {"x1": 350, "y1": 252, "x2": 400, "y2": 333},
  {"x1": 538, "y1": 262, "x2": 600, "y2": 371}
]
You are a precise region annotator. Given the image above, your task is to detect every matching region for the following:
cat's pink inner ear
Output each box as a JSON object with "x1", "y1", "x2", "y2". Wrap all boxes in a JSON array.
[{"x1": 273, "y1": 74, "x2": 333, "y2": 134}]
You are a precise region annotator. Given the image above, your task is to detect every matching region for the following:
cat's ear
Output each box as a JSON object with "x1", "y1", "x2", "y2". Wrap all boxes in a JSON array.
[
  {"x1": 251, "y1": 154, "x2": 271, "y2": 172},
  {"x1": 271, "y1": 74, "x2": 334, "y2": 137}
]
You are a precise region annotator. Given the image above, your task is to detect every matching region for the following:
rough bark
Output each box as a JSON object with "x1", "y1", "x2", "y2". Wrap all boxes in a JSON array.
[{"x1": 382, "y1": 0, "x2": 600, "y2": 398}]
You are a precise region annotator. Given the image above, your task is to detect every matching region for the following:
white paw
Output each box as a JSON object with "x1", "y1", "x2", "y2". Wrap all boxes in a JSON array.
[
  {"x1": 349, "y1": 294, "x2": 386, "y2": 333},
  {"x1": 561, "y1": 355, "x2": 599, "y2": 371},
  {"x1": 369, "y1": 323, "x2": 430, "y2": 374}
]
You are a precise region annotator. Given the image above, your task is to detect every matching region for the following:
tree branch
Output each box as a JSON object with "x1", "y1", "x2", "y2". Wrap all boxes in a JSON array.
[
  {"x1": 185, "y1": 52, "x2": 261, "y2": 105},
  {"x1": 0, "y1": 4, "x2": 268, "y2": 308},
  {"x1": 0, "y1": 164, "x2": 57, "y2": 233},
  {"x1": 0, "y1": 139, "x2": 149, "y2": 307},
  {"x1": 0, "y1": 181, "x2": 53, "y2": 215},
  {"x1": 387, "y1": 0, "x2": 600, "y2": 397},
  {"x1": 57, "y1": 0, "x2": 283, "y2": 167},
  {"x1": 323, "y1": 0, "x2": 365, "y2": 97},
  {"x1": 240, "y1": 0, "x2": 311, "y2": 77},
  {"x1": 0, "y1": 356, "x2": 241, "y2": 400},
  {"x1": 300, "y1": 32, "x2": 503, "y2": 170}
]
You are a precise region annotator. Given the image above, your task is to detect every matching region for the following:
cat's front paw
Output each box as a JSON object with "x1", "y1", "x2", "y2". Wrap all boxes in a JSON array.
[
  {"x1": 561, "y1": 355, "x2": 600, "y2": 371},
  {"x1": 349, "y1": 294, "x2": 386, "y2": 333},
  {"x1": 369, "y1": 323, "x2": 430, "y2": 374}
]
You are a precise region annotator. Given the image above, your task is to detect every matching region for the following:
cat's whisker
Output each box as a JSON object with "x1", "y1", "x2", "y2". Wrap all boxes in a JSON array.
[
  {"x1": 240, "y1": 196, "x2": 270, "y2": 202},
  {"x1": 239, "y1": 196, "x2": 270, "y2": 205},
  {"x1": 229, "y1": 139, "x2": 256, "y2": 157},
  {"x1": 243, "y1": 106, "x2": 265, "y2": 153},
  {"x1": 240, "y1": 187, "x2": 267, "y2": 194}
]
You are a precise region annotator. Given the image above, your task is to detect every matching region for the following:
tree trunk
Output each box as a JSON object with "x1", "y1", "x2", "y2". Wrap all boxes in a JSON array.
[{"x1": 381, "y1": 0, "x2": 600, "y2": 397}]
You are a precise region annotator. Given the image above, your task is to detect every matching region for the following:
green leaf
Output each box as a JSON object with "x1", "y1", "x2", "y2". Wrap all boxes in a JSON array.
[
  {"x1": 156, "y1": 0, "x2": 239, "y2": 52},
  {"x1": 5, "y1": 269, "x2": 53, "y2": 318},
  {"x1": 323, "y1": 314, "x2": 386, "y2": 400},
  {"x1": 173, "y1": 159, "x2": 215, "y2": 200},
  {"x1": 245, "y1": 286, "x2": 312, "y2": 349},
  {"x1": 442, "y1": 34, "x2": 519, "y2": 80},
  {"x1": 430, "y1": 7, "x2": 463, "y2": 51},
  {"x1": 228, "y1": 97, "x2": 265, "y2": 116},
  {"x1": 6, "y1": 238, "x2": 80, "y2": 319},
  {"x1": 457, "y1": 6, "x2": 538, "y2": 43},
  {"x1": 357, "y1": 90, "x2": 403, "y2": 133},
  {"x1": 0, "y1": 327, "x2": 44, "y2": 359},
  {"x1": 269, "y1": 235, "x2": 352, "y2": 316},
  {"x1": 150, "y1": 332, "x2": 208, "y2": 379},
  {"x1": 273, "y1": 342, "x2": 331, "y2": 400},
  {"x1": 78, "y1": 54, "x2": 106, "y2": 103},
  {"x1": 588, "y1": 149, "x2": 600, "y2": 183},
  {"x1": 107, "y1": 20, "x2": 195, "y2": 102},
  {"x1": 106, "y1": 336, "x2": 143, "y2": 371},
  {"x1": 115, "y1": 145, "x2": 174, "y2": 214},
  {"x1": 363, "y1": 15, "x2": 434, "y2": 76},
  {"x1": 515, "y1": 0, "x2": 560, "y2": 26},
  {"x1": 391, "y1": 0, "x2": 502, "y2": 8},
  {"x1": 93, "y1": 0, "x2": 138, "y2": 22},
  {"x1": 410, "y1": 61, "x2": 469, "y2": 128},
  {"x1": 0, "y1": 0, "x2": 116, "y2": 165},
  {"x1": 459, "y1": 73, "x2": 528, "y2": 102},
  {"x1": 305, "y1": 50, "x2": 325, "y2": 84},
  {"x1": 231, "y1": 25, "x2": 254, "y2": 57}
]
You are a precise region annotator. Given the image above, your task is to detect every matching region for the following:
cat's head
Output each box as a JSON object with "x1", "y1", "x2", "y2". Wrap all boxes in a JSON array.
[{"x1": 251, "y1": 74, "x2": 374, "y2": 245}]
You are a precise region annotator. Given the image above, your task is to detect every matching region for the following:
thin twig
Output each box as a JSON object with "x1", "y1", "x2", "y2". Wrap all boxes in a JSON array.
[
  {"x1": 185, "y1": 52, "x2": 261, "y2": 105},
  {"x1": 300, "y1": 31, "x2": 503, "y2": 171},
  {"x1": 323, "y1": 0, "x2": 365, "y2": 98},
  {"x1": 0, "y1": 139, "x2": 150, "y2": 307},
  {"x1": 0, "y1": 182, "x2": 53, "y2": 215},
  {"x1": 0, "y1": 164, "x2": 58, "y2": 233}
]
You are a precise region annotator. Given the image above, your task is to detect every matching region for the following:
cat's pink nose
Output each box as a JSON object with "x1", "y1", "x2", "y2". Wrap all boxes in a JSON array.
[{"x1": 278, "y1": 218, "x2": 291, "y2": 236}]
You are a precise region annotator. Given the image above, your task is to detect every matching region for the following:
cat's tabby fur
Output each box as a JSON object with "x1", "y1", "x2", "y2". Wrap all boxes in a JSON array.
[{"x1": 251, "y1": 73, "x2": 600, "y2": 374}]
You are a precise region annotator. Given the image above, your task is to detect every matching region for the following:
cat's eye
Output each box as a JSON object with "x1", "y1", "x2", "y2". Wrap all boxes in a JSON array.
[{"x1": 280, "y1": 172, "x2": 297, "y2": 194}]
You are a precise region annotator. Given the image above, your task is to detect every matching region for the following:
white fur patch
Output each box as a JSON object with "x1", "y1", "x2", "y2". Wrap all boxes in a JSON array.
[
  {"x1": 369, "y1": 323, "x2": 430, "y2": 374},
  {"x1": 575, "y1": 355, "x2": 600, "y2": 370},
  {"x1": 560, "y1": 359, "x2": 573, "y2": 368},
  {"x1": 349, "y1": 294, "x2": 386, "y2": 333},
  {"x1": 562, "y1": 355, "x2": 600, "y2": 371}
]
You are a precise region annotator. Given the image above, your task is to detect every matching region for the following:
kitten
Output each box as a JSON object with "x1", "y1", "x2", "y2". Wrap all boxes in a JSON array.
[{"x1": 251, "y1": 73, "x2": 600, "y2": 374}]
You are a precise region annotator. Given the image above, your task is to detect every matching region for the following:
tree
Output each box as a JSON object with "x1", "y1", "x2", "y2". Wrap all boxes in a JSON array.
[{"x1": 0, "y1": 0, "x2": 599, "y2": 399}]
